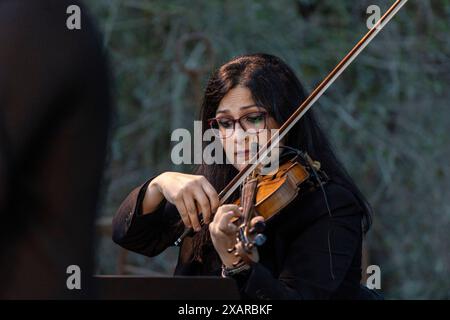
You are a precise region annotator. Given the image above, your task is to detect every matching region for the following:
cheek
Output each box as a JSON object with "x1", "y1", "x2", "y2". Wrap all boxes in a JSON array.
[
  {"x1": 266, "y1": 117, "x2": 280, "y2": 130},
  {"x1": 262, "y1": 117, "x2": 281, "y2": 142},
  {"x1": 255, "y1": 128, "x2": 278, "y2": 146}
]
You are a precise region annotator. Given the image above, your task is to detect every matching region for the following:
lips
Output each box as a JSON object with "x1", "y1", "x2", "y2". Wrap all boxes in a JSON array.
[{"x1": 234, "y1": 150, "x2": 249, "y2": 156}]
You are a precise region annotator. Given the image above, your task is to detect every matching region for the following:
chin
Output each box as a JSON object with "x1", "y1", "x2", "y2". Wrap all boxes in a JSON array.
[{"x1": 233, "y1": 160, "x2": 249, "y2": 171}]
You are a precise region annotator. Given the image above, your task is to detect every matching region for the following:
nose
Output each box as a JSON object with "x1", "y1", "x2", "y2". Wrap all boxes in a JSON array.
[
  {"x1": 228, "y1": 122, "x2": 248, "y2": 156},
  {"x1": 233, "y1": 121, "x2": 247, "y2": 143}
]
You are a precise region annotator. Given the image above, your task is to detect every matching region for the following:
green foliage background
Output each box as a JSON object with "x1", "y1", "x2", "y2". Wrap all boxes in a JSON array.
[{"x1": 87, "y1": 0, "x2": 450, "y2": 299}]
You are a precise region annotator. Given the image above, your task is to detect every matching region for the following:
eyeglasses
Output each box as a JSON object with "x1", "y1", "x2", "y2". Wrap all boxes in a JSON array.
[{"x1": 208, "y1": 111, "x2": 268, "y2": 138}]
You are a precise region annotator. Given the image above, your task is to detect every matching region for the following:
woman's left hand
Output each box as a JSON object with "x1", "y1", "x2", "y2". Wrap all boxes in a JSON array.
[{"x1": 209, "y1": 204, "x2": 264, "y2": 268}]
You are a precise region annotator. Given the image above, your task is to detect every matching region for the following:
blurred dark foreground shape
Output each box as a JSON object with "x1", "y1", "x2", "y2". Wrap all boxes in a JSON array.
[{"x1": 0, "y1": 0, "x2": 112, "y2": 299}]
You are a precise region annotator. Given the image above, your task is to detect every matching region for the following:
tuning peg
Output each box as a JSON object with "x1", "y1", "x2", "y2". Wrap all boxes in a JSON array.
[
  {"x1": 249, "y1": 221, "x2": 266, "y2": 234},
  {"x1": 227, "y1": 247, "x2": 235, "y2": 253},
  {"x1": 254, "y1": 233, "x2": 267, "y2": 246}
]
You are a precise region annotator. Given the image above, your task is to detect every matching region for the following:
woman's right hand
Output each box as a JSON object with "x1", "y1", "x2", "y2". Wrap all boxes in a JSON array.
[{"x1": 145, "y1": 172, "x2": 220, "y2": 232}]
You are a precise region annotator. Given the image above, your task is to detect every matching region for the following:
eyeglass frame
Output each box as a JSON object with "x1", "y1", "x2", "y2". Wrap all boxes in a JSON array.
[{"x1": 207, "y1": 109, "x2": 269, "y2": 138}]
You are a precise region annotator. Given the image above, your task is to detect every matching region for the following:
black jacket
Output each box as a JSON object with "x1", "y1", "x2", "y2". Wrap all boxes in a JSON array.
[{"x1": 112, "y1": 174, "x2": 380, "y2": 300}]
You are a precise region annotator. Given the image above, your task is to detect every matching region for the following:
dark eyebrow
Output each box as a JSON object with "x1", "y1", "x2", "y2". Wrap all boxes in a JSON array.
[{"x1": 216, "y1": 104, "x2": 260, "y2": 114}]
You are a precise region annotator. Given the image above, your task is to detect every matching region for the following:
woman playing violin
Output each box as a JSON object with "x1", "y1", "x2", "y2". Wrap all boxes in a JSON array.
[{"x1": 112, "y1": 53, "x2": 377, "y2": 300}]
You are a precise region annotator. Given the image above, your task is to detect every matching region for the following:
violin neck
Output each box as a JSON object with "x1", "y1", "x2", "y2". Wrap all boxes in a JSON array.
[{"x1": 240, "y1": 176, "x2": 258, "y2": 225}]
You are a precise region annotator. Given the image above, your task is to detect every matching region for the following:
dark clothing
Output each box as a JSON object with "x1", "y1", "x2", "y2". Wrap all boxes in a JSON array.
[
  {"x1": 113, "y1": 175, "x2": 373, "y2": 300},
  {"x1": 0, "y1": 0, "x2": 111, "y2": 298}
]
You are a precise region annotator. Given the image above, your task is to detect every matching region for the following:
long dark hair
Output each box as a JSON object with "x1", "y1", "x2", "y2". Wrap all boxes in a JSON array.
[{"x1": 191, "y1": 53, "x2": 372, "y2": 262}]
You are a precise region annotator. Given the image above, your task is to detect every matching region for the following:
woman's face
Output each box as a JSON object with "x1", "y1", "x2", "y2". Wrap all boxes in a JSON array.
[{"x1": 215, "y1": 86, "x2": 281, "y2": 171}]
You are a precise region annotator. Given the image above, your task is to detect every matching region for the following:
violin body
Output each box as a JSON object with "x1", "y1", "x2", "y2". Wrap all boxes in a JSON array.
[
  {"x1": 233, "y1": 153, "x2": 324, "y2": 222},
  {"x1": 229, "y1": 151, "x2": 328, "y2": 266}
]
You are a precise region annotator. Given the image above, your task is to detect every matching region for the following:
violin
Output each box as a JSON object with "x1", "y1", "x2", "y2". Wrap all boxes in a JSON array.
[
  {"x1": 227, "y1": 148, "x2": 328, "y2": 266},
  {"x1": 174, "y1": 0, "x2": 408, "y2": 261}
]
